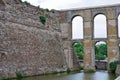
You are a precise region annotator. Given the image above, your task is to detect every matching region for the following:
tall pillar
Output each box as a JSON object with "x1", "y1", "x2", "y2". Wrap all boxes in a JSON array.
[
  {"x1": 83, "y1": 10, "x2": 95, "y2": 70},
  {"x1": 107, "y1": 9, "x2": 119, "y2": 65},
  {"x1": 60, "y1": 23, "x2": 73, "y2": 68}
]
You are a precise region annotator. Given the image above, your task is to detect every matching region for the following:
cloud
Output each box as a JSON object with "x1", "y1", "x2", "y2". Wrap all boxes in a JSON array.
[
  {"x1": 39, "y1": 0, "x2": 83, "y2": 9},
  {"x1": 22, "y1": 0, "x2": 120, "y2": 10}
]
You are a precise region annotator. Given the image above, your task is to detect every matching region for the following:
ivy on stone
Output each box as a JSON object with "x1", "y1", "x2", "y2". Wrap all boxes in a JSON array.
[{"x1": 39, "y1": 15, "x2": 46, "y2": 24}]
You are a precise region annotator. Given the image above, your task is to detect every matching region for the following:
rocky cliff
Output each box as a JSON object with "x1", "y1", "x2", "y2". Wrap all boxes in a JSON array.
[{"x1": 0, "y1": 0, "x2": 67, "y2": 77}]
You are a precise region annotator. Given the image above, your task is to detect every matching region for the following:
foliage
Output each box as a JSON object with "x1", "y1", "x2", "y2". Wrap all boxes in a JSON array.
[
  {"x1": 79, "y1": 66, "x2": 84, "y2": 70},
  {"x1": 59, "y1": 71, "x2": 65, "y2": 73},
  {"x1": 74, "y1": 42, "x2": 84, "y2": 59},
  {"x1": 95, "y1": 53, "x2": 106, "y2": 60},
  {"x1": 74, "y1": 42, "x2": 83, "y2": 53},
  {"x1": 24, "y1": 1, "x2": 30, "y2": 5},
  {"x1": 51, "y1": 9, "x2": 55, "y2": 13},
  {"x1": 39, "y1": 15, "x2": 46, "y2": 24},
  {"x1": 16, "y1": 71, "x2": 24, "y2": 79},
  {"x1": 0, "y1": 78, "x2": 12, "y2": 80},
  {"x1": 109, "y1": 61, "x2": 117, "y2": 74},
  {"x1": 52, "y1": 71, "x2": 58, "y2": 74},
  {"x1": 86, "y1": 69, "x2": 95, "y2": 73},
  {"x1": 67, "y1": 68, "x2": 71, "y2": 74},
  {"x1": 45, "y1": 8, "x2": 49, "y2": 12},
  {"x1": 95, "y1": 43, "x2": 107, "y2": 60},
  {"x1": 77, "y1": 52, "x2": 84, "y2": 59}
]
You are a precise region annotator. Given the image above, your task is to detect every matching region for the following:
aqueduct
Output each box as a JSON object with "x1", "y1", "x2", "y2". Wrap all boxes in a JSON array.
[{"x1": 60, "y1": 4, "x2": 120, "y2": 70}]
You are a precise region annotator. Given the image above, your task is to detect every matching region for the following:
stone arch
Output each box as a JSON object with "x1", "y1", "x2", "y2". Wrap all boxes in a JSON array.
[
  {"x1": 93, "y1": 12, "x2": 106, "y2": 19},
  {"x1": 93, "y1": 14, "x2": 107, "y2": 38},
  {"x1": 72, "y1": 15, "x2": 83, "y2": 39},
  {"x1": 118, "y1": 43, "x2": 120, "y2": 58},
  {"x1": 94, "y1": 41, "x2": 108, "y2": 70},
  {"x1": 72, "y1": 41, "x2": 84, "y2": 68},
  {"x1": 94, "y1": 40, "x2": 107, "y2": 46},
  {"x1": 116, "y1": 8, "x2": 120, "y2": 19},
  {"x1": 118, "y1": 14, "x2": 120, "y2": 38},
  {"x1": 71, "y1": 15, "x2": 83, "y2": 22},
  {"x1": 92, "y1": 9, "x2": 107, "y2": 19}
]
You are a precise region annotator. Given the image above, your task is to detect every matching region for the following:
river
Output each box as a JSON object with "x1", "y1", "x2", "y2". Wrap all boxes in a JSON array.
[{"x1": 16, "y1": 70, "x2": 116, "y2": 80}]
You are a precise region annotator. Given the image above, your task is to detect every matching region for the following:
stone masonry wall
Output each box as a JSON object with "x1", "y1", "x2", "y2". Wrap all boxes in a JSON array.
[
  {"x1": 0, "y1": 1, "x2": 67, "y2": 78},
  {"x1": 116, "y1": 64, "x2": 120, "y2": 76}
]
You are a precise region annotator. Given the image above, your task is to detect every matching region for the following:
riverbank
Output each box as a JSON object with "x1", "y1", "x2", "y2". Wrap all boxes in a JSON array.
[{"x1": 14, "y1": 71, "x2": 116, "y2": 80}]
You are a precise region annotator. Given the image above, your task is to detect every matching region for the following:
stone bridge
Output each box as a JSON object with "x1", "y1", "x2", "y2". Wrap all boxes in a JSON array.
[{"x1": 60, "y1": 4, "x2": 120, "y2": 70}]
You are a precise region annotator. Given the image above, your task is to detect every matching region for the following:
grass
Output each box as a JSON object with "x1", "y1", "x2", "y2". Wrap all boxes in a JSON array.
[
  {"x1": 67, "y1": 68, "x2": 71, "y2": 74},
  {"x1": 86, "y1": 69, "x2": 95, "y2": 73},
  {"x1": 16, "y1": 71, "x2": 24, "y2": 79},
  {"x1": 79, "y1": 66, "x2": 84, "y2": 70}
]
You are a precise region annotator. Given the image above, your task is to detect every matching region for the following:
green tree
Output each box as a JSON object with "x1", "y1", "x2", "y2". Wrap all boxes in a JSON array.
[
  {"x1": 95, "y1": 53, "x2": 106, "y2": 60},
  {"x1": 74, "y1": 42, "x2": 83, "y2": 59},
  {"x1": 98, "y1": 44, "x2": 107, "y2": 56},
  {"x1": 95, "y1": 43, "x2": 107, "y2": 60}
]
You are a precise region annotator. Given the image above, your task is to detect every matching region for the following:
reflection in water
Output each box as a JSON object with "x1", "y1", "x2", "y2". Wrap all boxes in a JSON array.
[{"x1": 17, "y1": 71, "x2": 116, "y2": 80}]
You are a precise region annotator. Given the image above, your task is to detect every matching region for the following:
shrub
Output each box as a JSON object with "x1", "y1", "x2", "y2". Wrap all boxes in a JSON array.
[
  {"x1": 16, "y1": 71, "x2": 24, "y2": 79},
  {"x1": 45, "y1": 8, "x2": 49, "y2": 12},
  {"x1": 86, "y1": 69, "x2": 95, "y2": 73},
  {"x1": 0, "y1": 78, "x2": 12, "y2": 80},
  {"x1": 109, "y1": 61, "x2": 117, "y2": 73},
  {"x1": 51, "y1": 9, "x2": 55, "y2": 13},
  {"x1": 77, "y1": 52, "x2": 84, "y2": 59},
  {"x1": 95, "y1": 53, "x2": 106, "y2": 60},
  {"x1": 59, "y1": 71, "x2": 65, "y2": 73},
  {"x1": 79, "y1": 66, "x2": 84, "y2": 70},
  {"x1": 24, "y1": 1, "x2": 30, "y2": 5},
  {"x1": 52, "y1": 71, "x2": 58, "y2": 74},
  {"x1": 67, "y1": 68, "x2": 71, "y2": 74},
  {"x1": 39, "y1": 15, "x2": 46, "y2": 24}
]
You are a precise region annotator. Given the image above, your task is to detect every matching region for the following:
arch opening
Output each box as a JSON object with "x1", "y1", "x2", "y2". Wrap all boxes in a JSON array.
[
  {"x1": 73, "y1": 42, "x2": 84, "y2": 68},
  {"x1": 94, "y1": 14, "x2": 107, "y2": 38},
  {"x1": 94, "y1": 41, "x2": 108, "y2": 70},
  {"x1": 72, "y1": 16, "x2": 83, "y2": 39},
  {"x1": 118, "y1": 15, "x2": 120, "y2": 37},
  {"x1": 118, "y1": 44, "x2": 120, "y2": 59}
]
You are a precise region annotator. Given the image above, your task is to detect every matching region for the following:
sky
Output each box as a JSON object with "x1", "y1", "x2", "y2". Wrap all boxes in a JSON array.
[
  {"x1": 21, "y1": 0, "x2": 120, "y2": 39},
  {"x1": 22, "y1": 0, "x2": 120, "y2": 10}
]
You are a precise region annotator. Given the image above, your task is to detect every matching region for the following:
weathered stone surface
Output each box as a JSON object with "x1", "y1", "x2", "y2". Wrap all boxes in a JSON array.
[
  {"x1": 0, "y1": 1, "x2": 66, "y2": 78},
  {"x1": 0, "y1": 21, "x2": 66, "y2": 77},
  {"x1": 116, "y1": 64, "x2": 120, "y2": 76}
]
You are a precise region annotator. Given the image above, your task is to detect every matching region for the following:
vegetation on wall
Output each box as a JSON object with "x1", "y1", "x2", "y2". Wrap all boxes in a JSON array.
[
  {"x1": 24, "y1": 1, "x2": 30, "y2": 5},
  {"x1": 66, "y1": 68, "x2": 71, "y2": 74},
  {"x1": 45, "y1": 8, "x2": 49, "y2": 12},
  {"x1": 86, "y1": 69, "x2": 95, "y2": 73},
  {"x1": 109, "y1": 61, "x2": 117, "y2": 74},
  {"x1": 39, "y1": 15, "x2": 46, "y2": 24},
  {"x1": 16, "y1": 71, "x2": 24, "y2": 79}
]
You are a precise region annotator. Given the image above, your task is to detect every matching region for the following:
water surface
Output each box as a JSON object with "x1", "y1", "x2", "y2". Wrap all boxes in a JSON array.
[{"x1": 17, "y1": 71, "x2": 116, "y2": 80}]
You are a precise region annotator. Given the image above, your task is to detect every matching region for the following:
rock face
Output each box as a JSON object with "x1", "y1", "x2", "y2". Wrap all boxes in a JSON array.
[{"x1": 0, "y1": 0, "x2": 66, "y2": 77}]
